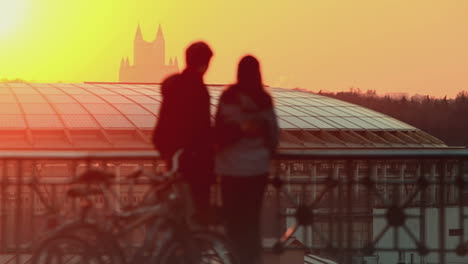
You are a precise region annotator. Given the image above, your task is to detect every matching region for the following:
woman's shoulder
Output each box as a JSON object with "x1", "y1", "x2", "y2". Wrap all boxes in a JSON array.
[{"x1": 219, "y1": 85, "x2": 241, "y2": 104}]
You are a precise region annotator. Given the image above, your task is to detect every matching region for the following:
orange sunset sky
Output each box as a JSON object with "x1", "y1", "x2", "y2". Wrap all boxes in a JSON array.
[{"x1": 1, "y1": 0, "x2": 468, "y2": 98}]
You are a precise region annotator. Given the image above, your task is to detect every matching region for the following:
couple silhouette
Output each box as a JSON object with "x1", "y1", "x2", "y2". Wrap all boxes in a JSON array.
[{"x1": 153, "y1": 42, "x2": 279, "y2": 264}]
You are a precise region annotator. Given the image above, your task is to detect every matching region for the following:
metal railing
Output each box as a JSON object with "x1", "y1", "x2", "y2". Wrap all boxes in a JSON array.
[{"x1": 0, "y1": 149, "x2": 468, "y2": 264}]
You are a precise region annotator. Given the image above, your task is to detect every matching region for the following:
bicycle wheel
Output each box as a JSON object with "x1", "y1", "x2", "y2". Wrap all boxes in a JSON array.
[
  {"x1": 32, "y1": 223, "x2": 124, "y2": 264},
  {"x1": 31, "y1": 235, "x2": 104, "y2": 264},
  {"x1": 57, "y1": 222, "x2": 124, "y2": 263},
  {"x1": 155, "y1": 230, "x2": 239, "y2": 264}
]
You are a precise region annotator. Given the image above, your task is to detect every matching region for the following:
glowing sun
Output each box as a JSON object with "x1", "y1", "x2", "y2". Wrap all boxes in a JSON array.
[{"x1": 0, "y1": 0, "x2": 26, "y2": 36}]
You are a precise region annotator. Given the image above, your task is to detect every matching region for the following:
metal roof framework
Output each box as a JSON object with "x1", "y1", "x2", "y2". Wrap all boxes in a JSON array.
[{"x1": 0, "y1": 82, "x2": 446, "y2": 150}]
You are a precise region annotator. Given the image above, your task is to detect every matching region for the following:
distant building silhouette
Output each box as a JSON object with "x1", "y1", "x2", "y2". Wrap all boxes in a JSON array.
[{"x1": 119, "y1": 25, "x2": 179, "y2": 83}]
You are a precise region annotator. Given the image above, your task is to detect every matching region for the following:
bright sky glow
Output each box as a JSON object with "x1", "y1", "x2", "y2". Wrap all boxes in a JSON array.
[
  {"x1": 0, "y1": 0, "x2": 26, "y2": 36},
  {"x1": 0, "y1": 0, "x2": 468, "y2": 97}
]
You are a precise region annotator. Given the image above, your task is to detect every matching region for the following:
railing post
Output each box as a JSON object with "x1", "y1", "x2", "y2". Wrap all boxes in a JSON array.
[
  {"x1": 274, "y1": 159, "x2": 284, "y2": 246},
  {"x1": 0, "y1": 160, "x2": 6, "y2": 253},
  {"x1": 337, "y1": 161, "x2": 344, "y2": 262},
  {"x1": 15, "y1": 160, "x2": 22, "y2": 264},
  {"x1": 457, "y1": 159, "x2": 465, "y2": 251},
  {"x1": 369, "y1": 161, "x2": 377, "y2": 249},
  {"x1": 311, "y1": 162, "x2": 317, "y2": 202},
  {"x1": 399, "y1": 163, "x2": 406, "y2": 201},
  {"x1": 345, "y1": 160, "x2": 354, "y2": 264},
  {"x1": 419, "y1": 160, "x2": 428, "y2": 264},
  {"x1": 115, "y1": 162, "x2": 122, "y2": 212},
  {"x1": 330, "y1": 162, "x2": 340, "y2": 260},
  {"x1": 431, "y1": 163, "x2": 437, "y2": 205},
  {"x1": 438, "y1": 160, "x2": 447, "y2": 264},
  {"x1": 383, "y1": 163, "x2": 388, "y2": 203},
  {"x1": 29, "y1": 162, "x2": 37, "y2": 247}
]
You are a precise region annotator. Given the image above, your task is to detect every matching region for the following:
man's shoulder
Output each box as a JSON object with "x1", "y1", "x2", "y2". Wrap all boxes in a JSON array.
[
  {"x1": 161, "y1": 73, "x2": 181, "y2": 86},
  {"x1": 161, "y1": 74, "x2": 182, "y2": 95}
]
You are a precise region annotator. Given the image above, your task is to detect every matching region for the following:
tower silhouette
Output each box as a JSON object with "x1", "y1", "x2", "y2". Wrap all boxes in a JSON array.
[{"x1": 119, "y1": 24, "x2": 179, "y2": 83}]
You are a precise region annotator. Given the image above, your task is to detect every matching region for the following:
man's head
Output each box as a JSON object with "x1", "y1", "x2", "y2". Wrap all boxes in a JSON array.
[{"x1": 185, "y1": 41, "x2": 213, "y2": 75}]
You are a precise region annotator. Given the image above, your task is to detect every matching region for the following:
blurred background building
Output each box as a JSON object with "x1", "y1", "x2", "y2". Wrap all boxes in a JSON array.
[{"x1": 119, "y1": 25, "x2": 179, "y2": 83}]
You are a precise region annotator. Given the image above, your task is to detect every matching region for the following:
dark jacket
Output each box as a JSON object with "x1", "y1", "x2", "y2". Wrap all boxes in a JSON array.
[{"x1": 153, "y1": 69, "x2": 214, "y2": 183}]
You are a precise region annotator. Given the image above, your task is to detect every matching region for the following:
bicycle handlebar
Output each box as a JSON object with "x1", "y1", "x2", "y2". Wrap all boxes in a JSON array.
[
  {"x1": 73, "y1": 149, "x2": 185, "y2": 185},
  {"x1": 147, "y1": 149, "x2": 184, "y2": 184},
  {"x1": 169, "y1": 149, "x2": 184, "y2": 175}
]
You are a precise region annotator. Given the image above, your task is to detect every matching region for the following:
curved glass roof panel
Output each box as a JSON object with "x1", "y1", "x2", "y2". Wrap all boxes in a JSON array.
[
  {"x1": 0, "y1": 82, "x2": 441, "y2": 150},
  {"x1": 277, "y1": 106, "x2": 308, "y2": 116},
  {"x1": 55, "y1": 104, "x2": 88, "y2": 114},
  {"x1": 62, "y1": 88, "x2": 90, "y2": 95},
  {"x1": 274, "y1": 109, "x2": 290, "y2": 116},
  {"x1": 72, "y1": 94, "x2": 105, "y2": 104},
  {"x1": 17, "y1": 94, "x2": 47, "y2": 103},
  {"x1": 301, "y1": 116, "x2": 337, "y2": 129},
  {"x1": 139, "y1": 89, "x2": 159, "y2": 95},
  {"x1": 319, "y1": 107, "x2": 352, "y2": 117},
  {"x1": 325, "y1": 117, "x2": 362, "y2": 129},
  {"x1": 323, "y1": 98, "x2": 353, "y2": 107},
  {"x1": 127, "y1": 95, "x2": 158, "y2": 104},
  {"x1": 346, "y1": 117, "x2": 380, "y2": 129},
  {"x1": 334, "y1": 107, "x2": 367, "y2": 117},
  {"x1": 83, "y1": 104, "x2": 120, "y2": 114},
  {"x1": 37, "y1": 87, "x2": 64, "y2": 94},
  {"x1": 112, "y1": 88, "x2": 141, "y2": 95},
  {"x1": 300, "y1": 107, "x2": 335, "y2": 117},
  {"x1": 94, "y1": 84, "x2": 121, "y2": 89},
  {"x1": 279, "y1": 98, "x2": 309, "y2": 106},
  {"x1": 282, "y1": 116, "x2": 318, "y2": 129},
  {"x1": 0, "y1": 115, "x2": 27, "y2": 128},
  {"x1": 8, "y1": 83, "x2": 30, "y2": 88},
  {"x1": 0, "y1": 83, "x2": 423, "y2": 133},
  {"x1": 91, "y1": 88, "x2": 116, "y2": 95},
  {"x1": 62, "y1": 115, "x2": 99, "y2": 129},
  {"x1": 22, "y1": 104, "x2": 55, "y2": 114},
  {"x1": 12, "y1": 87, "x2": 38, "y2": 94},
  {"x1": 94, "y1": 114, "x2": 134, "y2": 128},
  {"x1": 350, "y1": 106, "x2": 382, "y2": 117},
  {"x1": 361, "y1": 117, "x2": 395, "y2": 129},
  {"x1": 126, "y1": 115, "x2": 157, "y2": 128},
  {"x1": 100, "y1": 95, "x2": 133, "y2": 104},
  {"x1": 296, "y1": 98, "x2": 329, "y2": 106},
  {"x1": 53, "y1": 83, "x2": 76, "y2": 87},
  {"x1": 45, "y1": 94, "x2": 76, "y2": 103},
  {"x1": 380, "y1": 117, "x2": 414, "y2": 130},
  {"x1": 150, "y1": 95, "x2": 162, "y2": 102},
  {"x1": 278, "y1": 118, "x2": 299, "y2": 129},
  {"x1": 0, "y1": 95, "x2": 16, "y2": 103},
  {"x1": 114, "y1": 104, "x2": 151, "y2": 115},
  {"x1": 0, "y1": 87, "x2": 12, "y2": 94},
  {"x1": 0, "y1": 104, "x2": 21, "y2": 114},
  {"x1": 27, "y1": 115, "x2": 63, "y2": 128},
  {"x1": 141, "y1": 104, "x2": 160, "y2": 115}
]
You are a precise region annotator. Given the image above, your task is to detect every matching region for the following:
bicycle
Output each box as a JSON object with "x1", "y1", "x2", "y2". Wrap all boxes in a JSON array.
[{"x1": 31, "y1": 150, "x2": 238, "y2": 264}]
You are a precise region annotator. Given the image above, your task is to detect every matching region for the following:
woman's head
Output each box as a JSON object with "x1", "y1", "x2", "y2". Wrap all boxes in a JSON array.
[
  {"x1": 235, "y1": 55, "x2": 272, "y2": 109},
  {"x1": 237, "y1": 55, "x2": 262, "y2": 89}
]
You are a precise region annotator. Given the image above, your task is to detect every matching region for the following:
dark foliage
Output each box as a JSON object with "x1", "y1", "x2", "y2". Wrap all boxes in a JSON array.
[
  {"x1": 1, "y1": 78, "x2": 27, "y2": 83},
  {"x1": 314, "y1": 89, "x2": 468, "y2": 147}
]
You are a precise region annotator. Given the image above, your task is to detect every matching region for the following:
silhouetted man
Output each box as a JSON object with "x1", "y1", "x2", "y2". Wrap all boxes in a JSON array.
[{"x1": 153, "y1": 42, "x2": 214, "y2": 224}]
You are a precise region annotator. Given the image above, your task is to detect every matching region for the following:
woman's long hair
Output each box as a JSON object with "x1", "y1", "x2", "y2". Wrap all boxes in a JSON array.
[{"x1": 235, "y1": 55, "x2": 273, "y2": 109}]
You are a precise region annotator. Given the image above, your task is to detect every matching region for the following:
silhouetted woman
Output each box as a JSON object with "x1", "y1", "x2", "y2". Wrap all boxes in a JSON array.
[{"x1": 215, "y1": 55, "x2": 279, "y2": 264}]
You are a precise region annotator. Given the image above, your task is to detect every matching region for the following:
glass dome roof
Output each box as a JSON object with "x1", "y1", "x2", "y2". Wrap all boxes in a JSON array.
[{"x1": 0, "y1": 82, "x2": 446, "y2": 150}]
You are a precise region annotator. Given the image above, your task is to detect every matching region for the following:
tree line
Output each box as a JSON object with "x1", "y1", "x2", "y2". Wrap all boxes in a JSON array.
[{"x1": 316, "y1": 89, "x2": 468, "y2": 147}]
